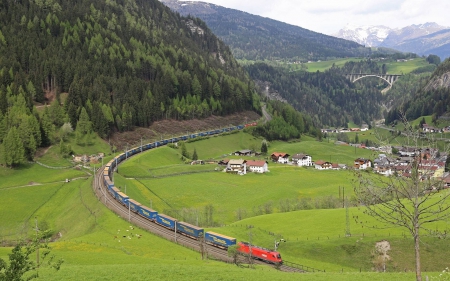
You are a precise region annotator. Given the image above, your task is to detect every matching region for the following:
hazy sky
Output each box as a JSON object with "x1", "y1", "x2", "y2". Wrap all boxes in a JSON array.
[{"x1": 182, "y1": 0, "x2": 450, "y2": 34}]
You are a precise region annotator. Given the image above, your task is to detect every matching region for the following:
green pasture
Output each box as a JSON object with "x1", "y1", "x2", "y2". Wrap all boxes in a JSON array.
[
  {"x1": 302, "y1": 58, "x2": 362, "y2": 72},
  {"x1": 114, "y1": 167, "x2": 354, "y2": 224},
  {"x1": 380, "y1": 58, "x2": 429, "y2": 74},
  {"x1": 268, "y1": 139, "x2": 373, "y2": 166},
  {"x1": 212, "y1": 203, "x2": 450, "y2": 272},
  {"x1": 0, "y1": 164, "x2": 87, "y2": 190}
]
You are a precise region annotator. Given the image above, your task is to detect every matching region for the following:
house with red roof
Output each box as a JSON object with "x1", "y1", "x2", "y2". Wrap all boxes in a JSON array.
[
  {"x1": 271, "y1": 152, "x2": 290, "y2": 164},
  {"x1": 246, "y1": 160, "x2": 269, "y2": 173}
]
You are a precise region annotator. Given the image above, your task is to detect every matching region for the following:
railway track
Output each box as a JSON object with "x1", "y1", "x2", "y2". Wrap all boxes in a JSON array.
[{"x1": 91, "y1": 149, "x2": 308, "y2": 274}]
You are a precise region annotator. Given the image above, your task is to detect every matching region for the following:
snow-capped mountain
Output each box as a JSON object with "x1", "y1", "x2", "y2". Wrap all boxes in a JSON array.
[
  {"x1": 333, "y1": 24, "x2": 392, "y2": 47},
  {"x1": 380, "y1": 22, "x2": 448, "y2": 48},
  {"x1": 334, "y1": 23, "x2": 450, "y2": 59}
]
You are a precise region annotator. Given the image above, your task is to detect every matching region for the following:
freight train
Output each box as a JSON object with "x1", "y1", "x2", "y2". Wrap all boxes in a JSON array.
[{"x1": 101, "y1": 123, "x2": 283, "y2": 265}]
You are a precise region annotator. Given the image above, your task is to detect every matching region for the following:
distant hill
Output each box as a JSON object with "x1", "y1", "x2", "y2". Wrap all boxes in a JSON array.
[
  {"x1": 160, "y1": 0, "x2": 372, "y2": 61},
  {"x1": 335, "y1": 23, "x2": 450, "y2": 60},
  {"x1": 385, "y1": 58, "x2": 450, "y2": 124}
]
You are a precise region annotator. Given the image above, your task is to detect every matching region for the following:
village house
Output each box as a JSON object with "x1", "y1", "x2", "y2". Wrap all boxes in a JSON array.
[
  {"x1": 354, "y1": 158, "x2": 372, "y2": 170},
  {"x1": 234, "y1": 149, "x2": 253, "y2": 156},
  {"x1": 398, "y1": 147, "x2": 417, "y2": 157},
  {"x1": 218, "y1": 159, "x2": 229, "y2": 166},
  {"x1": 271, "y1": 152, "x2": 290, "y2": 164},
  {"x1": 314, "y1": 160, "x2": 332, "y2": 170},
  {"x1": 246, "y1": 160, "x2": 269, "y2": 173},
  {"x1": 291, "y1": 154, "x2": 312, "y2": 166},
  {"x1": 226, "y1": 159, "x2": 247, "y2": 174}
]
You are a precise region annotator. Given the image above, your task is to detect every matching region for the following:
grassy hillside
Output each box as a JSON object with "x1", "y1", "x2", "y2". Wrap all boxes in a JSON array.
[{"x1": 380, "y1": 58, "x2": 429, "y2": 74}]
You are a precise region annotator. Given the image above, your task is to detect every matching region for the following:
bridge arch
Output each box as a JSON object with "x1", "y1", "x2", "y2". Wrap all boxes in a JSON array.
[
  {"x1": 345, "y1": 73, "x2": 402, "y2": 86},
  {"x1": 353, "y1": 75, "x2": 393, "y2": 86}
]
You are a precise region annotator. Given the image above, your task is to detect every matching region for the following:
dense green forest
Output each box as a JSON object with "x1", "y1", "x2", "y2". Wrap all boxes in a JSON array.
[
  {"x1": 246, "y1": 61, "x2": 384, "y2": 127},
  {"x1": 0, "y1": 0, "x2": 261, "y2": 166},
  {"x1": 385, "y1": 58, "x2": 450, "y2": 124},
  {"x1": 252, "y1": 101, "x2": 318, "y2": 141}
]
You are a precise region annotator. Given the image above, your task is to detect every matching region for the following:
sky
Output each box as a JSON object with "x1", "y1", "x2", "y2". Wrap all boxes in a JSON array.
[{"x1": 182, "y1": 0, "x2": 450, "y2": 35}]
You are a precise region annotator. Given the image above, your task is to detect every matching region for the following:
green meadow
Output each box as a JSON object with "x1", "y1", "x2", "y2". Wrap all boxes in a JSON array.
[
  {"x1": 2, "y1": 130, "x2": 449, "y2": 280},
  {"x1": 380, "y1": 58, "x2": 429, "y2": 74}
]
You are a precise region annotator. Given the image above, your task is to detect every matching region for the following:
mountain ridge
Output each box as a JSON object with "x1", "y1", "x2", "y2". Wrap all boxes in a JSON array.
[
  {"x1": 335, "y1": 23, "x2": 450, "y2": 59},
  {"x1": 160, "y1": 0, "x2": 371, "y2": 61}
]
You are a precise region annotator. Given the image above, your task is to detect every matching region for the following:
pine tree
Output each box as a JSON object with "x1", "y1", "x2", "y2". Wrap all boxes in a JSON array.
[
  {"x1": 261, "y1": 140, "x2": 268, "y2": 154},
  {"x1": 3, "y1": 127, "x2": 25, "y2": 167},
  {"x1": 192, "y1": 147, "x2": 198, "y2": 160},
  {"x1": 181, "y1": 142, "x2": 189, "y2": 159}
]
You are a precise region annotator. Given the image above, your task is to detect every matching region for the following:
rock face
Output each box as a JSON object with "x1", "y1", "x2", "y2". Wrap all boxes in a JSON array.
[{"x1": 424, "y1": 72, "x2": 450, "y2": 91}]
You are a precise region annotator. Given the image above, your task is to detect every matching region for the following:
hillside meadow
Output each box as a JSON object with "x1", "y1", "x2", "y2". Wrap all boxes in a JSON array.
[{"x1": 1, "y1": 131, "x2": 449, "y2": 279}]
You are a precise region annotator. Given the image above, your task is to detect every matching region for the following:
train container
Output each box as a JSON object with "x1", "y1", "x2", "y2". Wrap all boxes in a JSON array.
[
  {"x1": 199, "y1": 132, "x2": 207, "y2": 137},
  {"x1": 104, "y1": 178, "x2": 114, "y2": 190},
  {"x1": 116, "y1": 191, "x2": 129, "y2": 206},
  {"x1": 180, "y1": 135, "x2": 188, "y2": 140},
  {"x1": 127, "y1": 199, "x2": 142, "y2": 213},
  {"x1": 156, "y1": 214, "x2": 177, "y2": 229},
  {"x1": 237, "y1": 242, "x2": 282, "y2": 264},
  {"x1": 204, "y1": 231, "x2": 236, "y2": 248},
  {"x1": 109, "y1": 186, "x2": 120, "y2": 198},
  {"x1": 103, "y1": 169, "x2": 110, "y2": 179},
  {"x1": 176, "y1": 222, "x2": 204, "y2": 239},
  {"x1": 215, "y1": 129, "x2": 221, "y2": 134},
  {"x1": 162, "y1": 139, "x2": 169, "y2": 145},
  {"x1": 237, "y1": 125, "x2": 244, "y2": 130},
  {"x1": 190, "y1": 134, "x2": 197, "y2": 138},
  {"x1": 154, "y1": 141, "x2": 160, "y2": 147},
  {"x1": 138, "y1": 206, "x2": 158, "y2": 221}
]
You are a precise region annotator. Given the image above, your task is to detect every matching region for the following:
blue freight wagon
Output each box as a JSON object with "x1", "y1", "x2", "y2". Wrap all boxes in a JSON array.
[
  {"x1": 177, "y1": 222, "x2": 204, "y2": 239},
  {"x1": 156, "y1": 214, "x2": 177, "y2": 230},
  {"x1": 180, "y1": 135, "x2": 188, "y2": 140},
  {"x1": 127, "y1": 199, "x2": 142, "y2": 213},
  {"x1": 190, "y1": 134, "x2": 197, "y2": 138},
  {"x1": 116, "y1": 191, "x2": 129, "y2": 206},
  {"x1": 109, "y1": 186, "x2": 120, "y2": 198},
  {"x1": 205, "y1": 231, "x2": 236, "y2": 248},
  {"x1": 138, "y1": 206, "x2": 158, "y2": 221},
  {"x1": 154, "y1": 141, "x2": 160, "y2": 147},
  {"x1": 104, "y1": 178, "x2": 114, "y2": 190}
]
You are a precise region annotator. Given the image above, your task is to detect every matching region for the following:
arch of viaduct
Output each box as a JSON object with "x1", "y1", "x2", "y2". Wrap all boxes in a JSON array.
[{"x1": 345, "y1": 73, "x2": 402, "y2": 86}]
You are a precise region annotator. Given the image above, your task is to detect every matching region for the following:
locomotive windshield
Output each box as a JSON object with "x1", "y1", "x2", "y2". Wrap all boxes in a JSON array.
[{"x1": 277, "y1": 254, "x2": 281, "y2": 258}]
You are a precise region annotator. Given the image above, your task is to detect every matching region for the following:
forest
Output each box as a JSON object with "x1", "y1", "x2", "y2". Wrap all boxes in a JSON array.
[
  {"x1": 385, "y1": 58, "x2": 450, "y2": 124},
  {"x1": 246, "y1": 61, "x2": 385, "y2": 127},
  {"x1": 0, "y1": 0, "x2": 261, "y2": 166}
]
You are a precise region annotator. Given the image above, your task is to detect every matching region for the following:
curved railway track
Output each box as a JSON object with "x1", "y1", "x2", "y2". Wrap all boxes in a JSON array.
[{"x1": 91, "y1": 128, "x2": 307, "y2": 274}]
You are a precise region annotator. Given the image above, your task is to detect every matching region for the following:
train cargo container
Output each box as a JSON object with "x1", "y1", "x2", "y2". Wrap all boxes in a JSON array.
[
  {"x1": 127, "y1": 199, "x2": 142, "y2": 213},
  {"x1": 190, "y1": 134, "x2": 197, "y2": 138},
  {"x1": 156, "y1": 214, "x2": 177, "y2": 229},
  {"x1": 237, "y1": 242, "x2": 282, "y2": 264},
  {"x1": 176, "y1": 222, "x2": 204, "y2": 239},
  {"x1": 116, "y1": 191, "x2": 129, "y2": 206},
  {"x1": 154, "y1": 141, "x2": 160, "y2": 147},
  {"x1": 104, "y1": 178, "x2": 114, "y2": 190},
  {"x1": 205, "y1": 231, "x2": 236, "y2": 248},
  {"x1": 138, "y1": 206, "x2": 158, "y2": 221},
  {"x1": 109, "y1": 186, "x2": 120, "y2": 198},
  {"x1": 180, "y1": 135, "x2": 188, "y2": 140}
]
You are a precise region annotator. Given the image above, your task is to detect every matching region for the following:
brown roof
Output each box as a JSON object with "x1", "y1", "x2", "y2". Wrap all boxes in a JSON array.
[
  {"x1": 246, "y1": 160, "x2": 267, "y2": 167},
  {"x1": 315, "y1": 160, "x2": 326, "y2": 165},
  {"x1": 271, "y1": 152, "x2": 289, "y2": 158}
]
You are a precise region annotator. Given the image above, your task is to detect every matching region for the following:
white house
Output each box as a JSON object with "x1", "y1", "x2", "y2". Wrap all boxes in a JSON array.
[
  {"x1": 354, "y1": 158, "x2": 372, "y2": 170},
  {"x1": 314, "y1": 160, "x2": 332, "y2": 170},
  {"x1": 246, "y1": 160, "x2": 269, "y2": 173},
  {"x1": 227, "y1": 159, "x2": 247, "y2": 174},
  {"x1": 271, "y1": 152, "x2": 290, "y2": 164},
  {"x1": 291, "y1": 154, "x2": 312, "y2": 166}
]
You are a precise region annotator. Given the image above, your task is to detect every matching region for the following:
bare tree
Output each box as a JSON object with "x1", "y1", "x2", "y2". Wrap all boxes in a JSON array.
[{"x1": 354, "y1": 116, "x2": 450, "y2": 281}]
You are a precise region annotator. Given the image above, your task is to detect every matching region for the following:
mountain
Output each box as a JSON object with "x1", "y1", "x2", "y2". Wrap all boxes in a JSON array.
[
  {"x1": 333, "y1": 24, "x2": 392, "y2": 47},
  {"x1": 335, "y1": 23, "x2": 450, "y2": 59},
  {"x1": 160, "y1": 0, "x2": 369, "y2": 61},
  {"x1": 0, "y1": 0, "x2": 261, "y2": 161}
]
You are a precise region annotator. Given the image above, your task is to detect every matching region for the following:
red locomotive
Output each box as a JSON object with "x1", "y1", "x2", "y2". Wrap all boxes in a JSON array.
[{"x1": 237, "y1": 242, "x2": 282, "y2": 264}]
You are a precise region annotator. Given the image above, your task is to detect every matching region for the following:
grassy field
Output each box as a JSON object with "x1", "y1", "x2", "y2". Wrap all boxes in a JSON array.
[
  {"x1": 211, "y1": 204, "x2": 450, "y2": 273},
  {"x1": 2, "y1": 130, "x2": 450, "y2": 279},
  {"x1": 380, "y1": 58, "x2": 429, "y2": 74}
]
